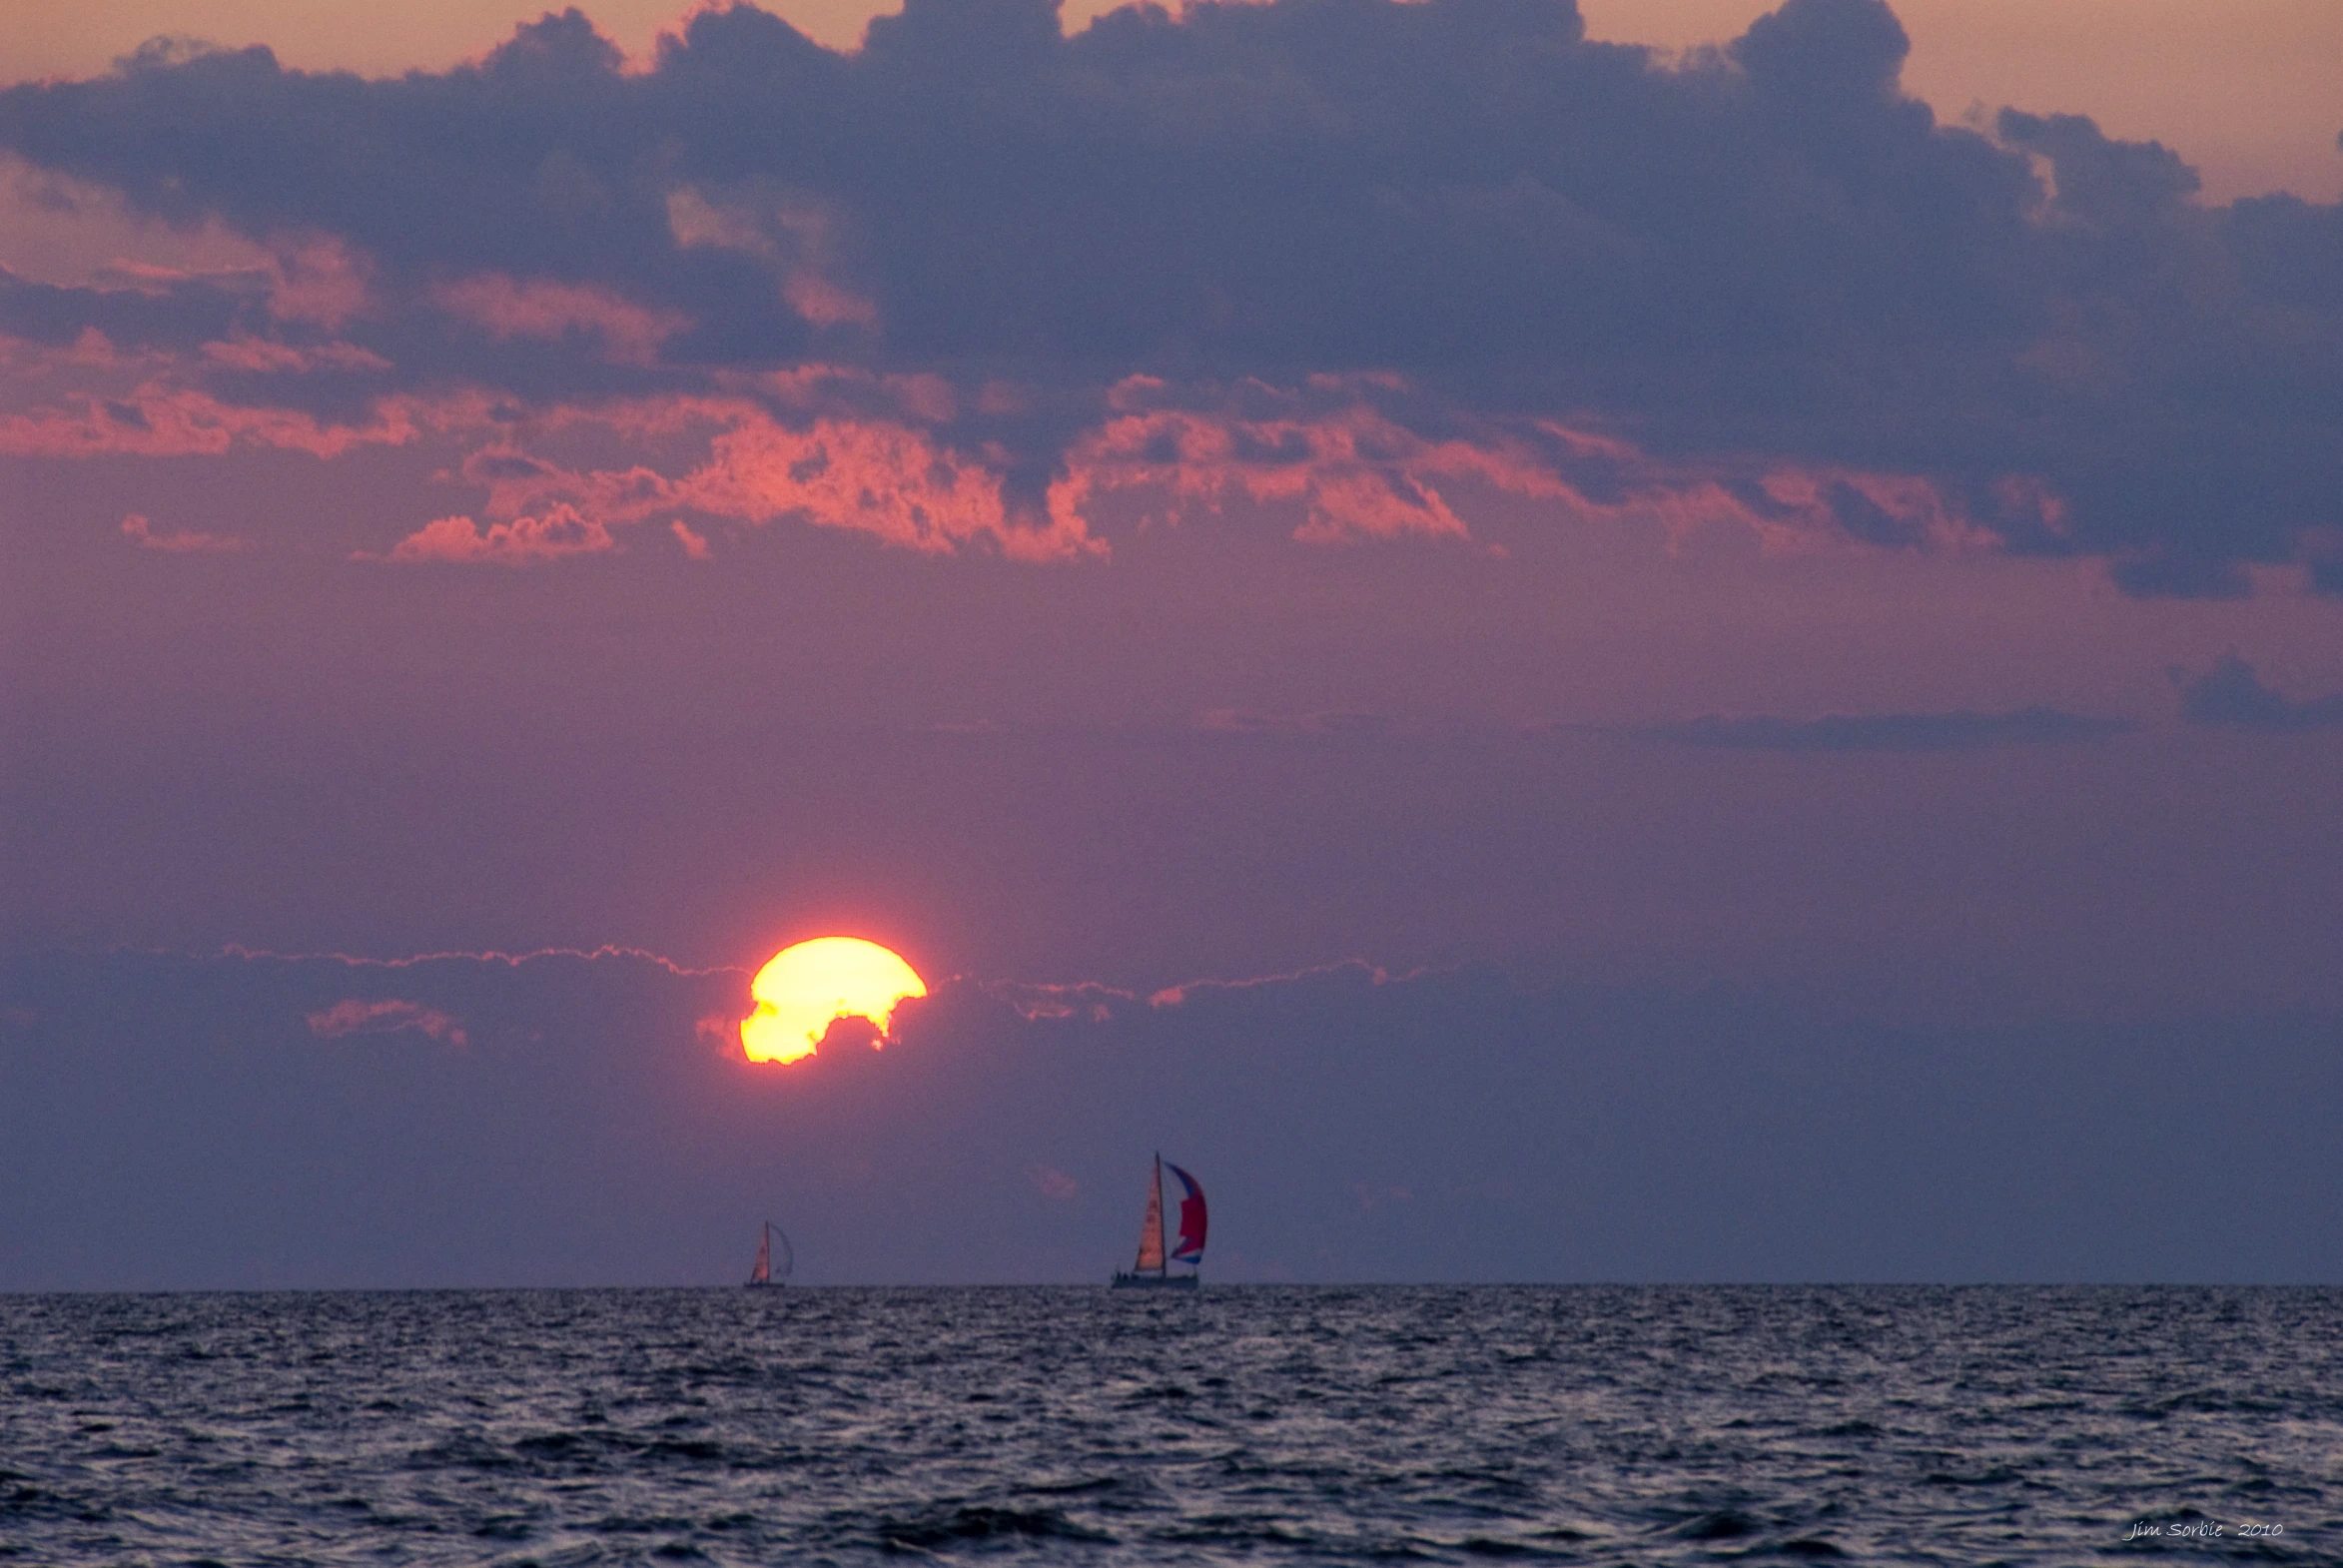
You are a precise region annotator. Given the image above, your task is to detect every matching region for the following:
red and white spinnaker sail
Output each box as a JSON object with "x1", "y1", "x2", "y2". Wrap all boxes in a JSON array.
[{"x1": 1165, "y1": 1162, "x2": 1207, "y2": 1264}]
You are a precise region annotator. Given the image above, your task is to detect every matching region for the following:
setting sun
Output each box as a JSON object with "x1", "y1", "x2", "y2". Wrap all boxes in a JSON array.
[{"x1": 740, "y1": 937, "x2": 928, "y2": 1065}]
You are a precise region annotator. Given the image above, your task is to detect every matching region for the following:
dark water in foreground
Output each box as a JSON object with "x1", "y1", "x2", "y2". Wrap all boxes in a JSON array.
[{"x1": 3, "y1": 1286, "x2": 2338, "y2": 1564}]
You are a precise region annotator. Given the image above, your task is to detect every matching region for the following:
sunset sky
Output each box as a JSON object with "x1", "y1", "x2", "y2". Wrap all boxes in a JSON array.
[{"x1": 3, "y1": 0, "x2": 2339, "y2": 1288}]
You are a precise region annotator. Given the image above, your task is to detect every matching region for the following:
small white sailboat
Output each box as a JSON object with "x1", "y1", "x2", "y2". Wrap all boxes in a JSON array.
[
  {"x1": 1112, "y1": 1154, "x2": 1205, "y2": 1288},
  {"x1": 745, "y1": 1220, "x2": 793, "y2": 1288}
]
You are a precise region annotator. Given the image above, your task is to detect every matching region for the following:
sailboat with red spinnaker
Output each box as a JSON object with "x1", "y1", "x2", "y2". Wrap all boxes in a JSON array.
[
  {"x1": 745, "y1": 1220, "x2": 793, "y2": 1288},
  {"x1": 1112, "y1": 1154, "x2": 1205, "y2": 1288}
]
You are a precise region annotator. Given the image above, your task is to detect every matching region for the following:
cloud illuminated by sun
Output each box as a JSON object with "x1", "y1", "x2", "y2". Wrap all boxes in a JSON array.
[{"x1": 740, "y1": 937, "x2": 927, "y2": 1064}]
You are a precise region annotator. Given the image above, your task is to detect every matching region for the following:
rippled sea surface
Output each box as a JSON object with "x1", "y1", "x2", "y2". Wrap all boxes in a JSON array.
[{"x1": 4, "y1": 1286, "x2": 2339, "y2": 1564}]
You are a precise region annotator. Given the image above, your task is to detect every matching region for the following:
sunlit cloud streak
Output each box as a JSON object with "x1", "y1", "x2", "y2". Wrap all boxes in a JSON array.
[
  {"x1": 217, "y1": 942, "x2": 750, "y2": 978},
  {"x1": 0, "y1": 0, "x2": 2334, "y2": 588},
  {"x1": 981, "y1": 957, "x2": 1404, "y2": 1020}
]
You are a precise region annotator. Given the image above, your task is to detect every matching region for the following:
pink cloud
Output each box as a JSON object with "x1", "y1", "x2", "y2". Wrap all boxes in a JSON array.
[
  {"x1": 734, "y1": 365, "x2": 901, "y2": 413},
  {"x1": 1743, "y1": 466, "x2": 2004, "y2": 556},
  {"x1": 120, "y1": 511, "x2": 251, "y2": 554},
  {"x1": 887, "y1": 373, "x2": 956, "y2": 423},
  {"x1": 448, "y1": 397, "x2": 1099, "y2": 561},
  {"x1": 665, "y1": 188, "x2": 766, "y2": 253},
  {"x1": 454, "y1": 444, "x2": 662, "y2": 521},
  {"x1": 435, "y1": 274, "x2": 688, "y2": 365},
  {"x1": 265, "y1": 236, "x2": 374, "y2": 328},
  {"x1": 379, "y1": 504, "x2": 617, "y2": 565},
  {"x1": 455, "y1": 444, "x2": 671, "y2": 522},
  {"x1": 1027, "y1": 1165, "x2": 1081, "y2": 1200},
  {"x1": 200, "y1": 337, "x2": 391, "y2": 374},
  {"x1": 1047, "y1": 392, "x2": 1555, "y2": 545},
  {"x1": 1050, "y1": 379, "x2": 2025, "y2": 558},
  {"x1": 64, "y1": 327, "x2": 119, "y2": 367},
  {"x1": 412, "y1": 381, "x2": 2017, "y2": 569},
  {"x1": 3, "y1": 327, "x2": 2044, "y2": 572},
  {"x1": 665, "y1": 187, "x2": 877, "y2": 331},
  {"x1": 975, "y1": 381, "x2": 1030, "y2": 415},
  {"x1": 676, "y1": 412, "x2": 1095, "y2": 561},
  {"x1": 81, "y1": 260, "x2": 234, "y2": 295},
  {"x1": 783, "y1": 272, "x2": 880, "y2": 329},
  {"x1": 305, "y1": 998, "x2": 467, "y2": 1047},
  {"x1": 0, "y1": 380, "x2": 491, "y2": 459}
]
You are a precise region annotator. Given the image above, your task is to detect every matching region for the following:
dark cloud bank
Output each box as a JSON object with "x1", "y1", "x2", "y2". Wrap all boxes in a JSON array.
[
  {"x1": 2178, "y1": 654, "x2": 2343, "y2": 732},
  {"x1": 5, "y1": 0, "x2": 2341, "y2": 588},
  {"x1": 4, "y1": 949, "x2": 2337, "y2": 1287}
]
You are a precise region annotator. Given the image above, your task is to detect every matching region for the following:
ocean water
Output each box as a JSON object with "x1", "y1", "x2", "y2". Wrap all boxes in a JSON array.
[{"x1": 2, "y1": 1286, "x2": 2336, "y2": 1564}]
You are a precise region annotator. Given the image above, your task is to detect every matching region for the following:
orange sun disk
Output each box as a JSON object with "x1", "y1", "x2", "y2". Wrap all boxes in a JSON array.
[{"x1": 739, "y1": 937, "x2": 928, "y2": 1064}]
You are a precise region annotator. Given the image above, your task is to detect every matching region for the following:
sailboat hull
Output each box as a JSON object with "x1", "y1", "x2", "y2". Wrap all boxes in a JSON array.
[{"x1": 1110, "y1": 1271, "x2": 1199, "y2": 1289}]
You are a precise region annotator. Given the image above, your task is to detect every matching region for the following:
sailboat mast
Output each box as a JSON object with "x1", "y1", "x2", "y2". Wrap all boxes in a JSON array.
[{"x1": 1154, "y1": 1153, "x2": 1166, "y2": 1277}]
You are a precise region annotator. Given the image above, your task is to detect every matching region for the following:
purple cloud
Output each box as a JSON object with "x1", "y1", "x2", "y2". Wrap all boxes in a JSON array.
[{"x1": 0, "y1": 0, "x2": 2334, "y2": 588}]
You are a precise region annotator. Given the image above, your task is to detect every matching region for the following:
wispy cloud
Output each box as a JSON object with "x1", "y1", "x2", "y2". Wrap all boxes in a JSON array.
[
  {"x1": 219, "y1": 943, "x2": 749, "y2": 978},
  {"x1": 305, "y1": 997, "x2": 466, "y2": 1046},
  {"x1": 0, "y1": 369, "x2": 485, "y2": 460},
  {"x1": 1147, "y1": 959, "x2": 1400, "y2": 1010},
  {"x1": 120, "y1": 511, "x2": 249, "y2": 553},
  {"x1": 1026, "y1": 1165, "x2": 1080, "y2": 1200},
  {"x1": 432, "y1": 274, "x2": 688, "y2": 367},
  {"x1": 975, "y1": 958, "x2": 1403, "y2": 1021},
  {"x1": 1592, "y1": 707, "x2": 2134, "y2": 753}
]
